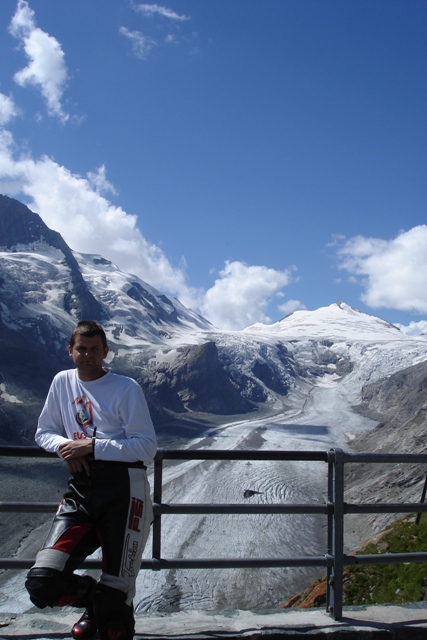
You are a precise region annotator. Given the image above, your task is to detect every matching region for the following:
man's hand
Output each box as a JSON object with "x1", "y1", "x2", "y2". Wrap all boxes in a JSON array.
[
  {"x1": 59, "y1": 438, "x2": 92, "y2": 459},
  {"x1": 65, "y1": 457, "x2": 91, "y2": 475},
  {"x1": 59, "y1": 439, "x2": 93, "y2": 476}
]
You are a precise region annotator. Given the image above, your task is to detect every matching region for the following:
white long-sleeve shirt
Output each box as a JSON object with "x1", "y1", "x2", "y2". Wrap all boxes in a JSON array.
[{"x1": 35, "y1": 369, "x2": 157, "y2": 463}]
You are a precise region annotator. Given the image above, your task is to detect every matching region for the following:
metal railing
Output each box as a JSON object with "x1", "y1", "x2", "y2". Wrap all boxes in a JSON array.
[{"x1": 1, "y1": 445, "x2": 427, "y2": 621}]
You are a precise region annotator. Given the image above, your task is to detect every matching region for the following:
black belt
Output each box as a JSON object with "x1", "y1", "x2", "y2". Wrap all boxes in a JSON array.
[{"x1": 90, "y1": 459, "x2": 146, "y2": 470}]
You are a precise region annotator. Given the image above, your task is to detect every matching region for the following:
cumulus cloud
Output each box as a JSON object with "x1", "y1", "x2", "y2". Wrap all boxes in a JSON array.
[
  {"x1": 200, "y1": 261, "x2": 294, "y2": 331},
  {"x1": 338, "y1": 226, "x2": 427, "y2": 313},
  {"x1": 8, "y1": 0, "x2": 69, "y2": 122},
  {"x1": 0, "y1": 93, "x2": 18, "y2": 126},
  {"x1": 396, "y1": 320, "x2": 427, "y2": 337},
  {"x1": 0, "y1": 128, "x2": 201, "y2": 305},
  {"x1": 132, "y1": 3, "x2": 190, "y2": 21}
]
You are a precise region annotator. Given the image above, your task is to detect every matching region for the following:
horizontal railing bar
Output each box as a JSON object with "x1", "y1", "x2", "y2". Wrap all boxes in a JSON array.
[
  {"x1": 5, "y1": 445, "x2": 427, "y2": 464},
  {"x1": 7, "y1": 552, "x2": 427, "y2": 570},
  {"x1": 0, "y1": 556, "x2": 332, "y2": 571},
  {"x1": 0, "y1": 501, "x2": 330, "y2": 515},
  {"x1": 4, "y1": 447, "x2": 427, "y2": 464},
  {"x1": 0, "y1": 558, "x2": 68, "y2": 570},
  {"x1": 345, "y1": 552, "x2": 427, "y2": 566},
  {"x1": 149, "y1": 556, "x2": 332, "y2": 569},
  {"x1": 345, "y1": 503, "x2": 427, "y2": 514},
  {"x1": 0, "y1": 502, "x2": 58, "y2": 513},
  {"x1": 3, "y1": 447, "x2": 427, "y2": 464},
  {"x1": 0, "y1": 446, "x2": 329, "y2": 462},
  {"x1": 341, "y1": 452, "x2": 427, "y2": 464},
  {"x1": 0, "y1": 446, "x2": 56, "y2": 458},
  {"x1": 157, "y1": 449, "x2": 329, "y2": 461},
  {"x1": 7, "y1": 501, "x2": 427, "y2": 517},
  {"x1": 154, "y1": 503, "x2": 329, "y2": 515}
]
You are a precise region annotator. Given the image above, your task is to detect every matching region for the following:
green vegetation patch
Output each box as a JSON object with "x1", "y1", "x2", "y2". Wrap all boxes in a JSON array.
[{"x1": 344, "y1": 515, "x2": 427, "y2": 605}]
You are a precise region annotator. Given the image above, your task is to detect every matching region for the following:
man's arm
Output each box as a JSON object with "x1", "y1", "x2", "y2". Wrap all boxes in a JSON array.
[
  {"x1": 93, "y1": 381, "x2": 157, "y2": 463},
  {"x1": 36, "y1": 379, "x2": 70, "y2": 453},
  {"x1": 37, "y1": 376, "x2": 93, "y2": 474}
]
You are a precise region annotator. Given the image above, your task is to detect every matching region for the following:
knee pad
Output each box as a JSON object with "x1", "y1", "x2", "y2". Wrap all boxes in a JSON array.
[
  {"x1": 25, "y1": 567, "x2": 96, "y2": 609},
  {"x1": 25, "y1": 567, "x2": 61, "y2": 609}
]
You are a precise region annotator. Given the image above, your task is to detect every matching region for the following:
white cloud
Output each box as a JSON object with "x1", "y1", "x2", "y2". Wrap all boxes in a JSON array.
[
  {"x1": 122, "y1": 2, "x2": 191, "y2": 58},
  {"x1": 278, "y1": 299, "x2": 306, "y2": 317},
  {"x1": 0, "y1": 93, "x2": 18, "y2": 126},
  {"x1": 133, "y1": 3, "x2": 190, "y2": 21},
  {"x1": 395, "y1": 320, "x2": 427, "y2": 337},
  {"x1": 87, "y1": 165, "x2": 118, "y2": 197},
  {"x1": 0, "y1": 129, "x2": 199, "y2": 306},
  {"x1": 8, "y1": 0, "x2": 69, "y2": 122},
  {"x1": 200, "y1": 261, "x2": 294, "y2": 331},
  {"x1": 119, "y1": 27, "x2": 157, "y2": 59},
  {"x1": 338, "y1": 226, "x2": 427, "y2": 313}
]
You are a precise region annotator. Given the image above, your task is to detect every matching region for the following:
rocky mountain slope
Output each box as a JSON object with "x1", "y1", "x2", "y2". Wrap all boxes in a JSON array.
[
  {"x1": 279, "y1": 359, "x2": 427, "y2": 609},
  {"x1": 343, "y1": 358, "x2": 427, "y2": 544}
]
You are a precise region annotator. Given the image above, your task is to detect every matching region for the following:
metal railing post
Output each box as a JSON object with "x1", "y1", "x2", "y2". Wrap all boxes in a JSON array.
[
  {"x1": 326, "y1": 449, "x2": 335, "y2": 613},
  {"x1": 152, "y1": 450, "x2": 164, "y2": 567},
  {"x1": 328, "y1": 448, "x2": 345, "y2": 621}
]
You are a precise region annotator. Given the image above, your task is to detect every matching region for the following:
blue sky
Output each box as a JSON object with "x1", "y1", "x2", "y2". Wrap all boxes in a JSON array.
[{"x1": 0, "y1": 0, "x2": 427, "y2": 332}]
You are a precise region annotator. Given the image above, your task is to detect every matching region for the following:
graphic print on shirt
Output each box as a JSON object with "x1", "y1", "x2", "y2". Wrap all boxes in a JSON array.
[{"x1": 72, "y1": 395, "x2": 93, "y2": 438}]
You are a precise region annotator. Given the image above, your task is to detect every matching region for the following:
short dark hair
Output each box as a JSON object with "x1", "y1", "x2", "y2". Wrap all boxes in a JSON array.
[{"x1": 69, "y1": 321, "x2": 107, "y2": 349}]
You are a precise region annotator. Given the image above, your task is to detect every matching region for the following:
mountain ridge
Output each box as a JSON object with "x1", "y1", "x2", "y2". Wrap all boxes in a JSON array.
[{"x1": 244, "y1": 301, "x2": 403, "y2": 340}]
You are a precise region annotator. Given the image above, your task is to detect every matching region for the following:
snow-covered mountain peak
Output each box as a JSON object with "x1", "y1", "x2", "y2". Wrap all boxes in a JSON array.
[
  {"x1": 243, "y1": 302, "x2": 407, "y2": 342},
  {"x1": 74, "y1": 252, "x2": 212, "y2": 347}
]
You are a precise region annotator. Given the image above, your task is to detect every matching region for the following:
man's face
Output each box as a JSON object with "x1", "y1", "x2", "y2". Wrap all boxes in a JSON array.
[{"x1": 68, "y1": 335, "x2": 109, "y2": 381}]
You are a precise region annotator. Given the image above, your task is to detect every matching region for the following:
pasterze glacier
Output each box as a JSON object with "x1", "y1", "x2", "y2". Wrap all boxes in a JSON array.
[{"x1": 1, "y1": 194, "x2": 427, "y2": 612}]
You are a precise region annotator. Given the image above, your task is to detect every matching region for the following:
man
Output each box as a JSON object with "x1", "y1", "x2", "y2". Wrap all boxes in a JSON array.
[{"x1": 25, "y1": 321, "x2": 157, "y2": 640}]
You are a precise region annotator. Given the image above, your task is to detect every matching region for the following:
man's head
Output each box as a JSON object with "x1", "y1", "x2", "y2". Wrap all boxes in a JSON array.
[
  {"x1": 69, "y1": 321, "x2": 107, "y2": 349},
  {"x1": 68, "y1": 321, "x2": 109, "y2": 381}
]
